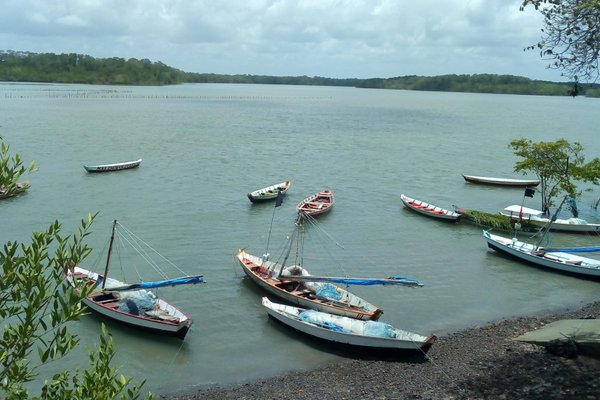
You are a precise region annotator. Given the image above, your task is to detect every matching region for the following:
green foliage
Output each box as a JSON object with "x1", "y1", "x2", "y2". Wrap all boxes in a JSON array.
[
  {"x1": 0, "y1": 136, "x2": 36, "y2": 199},
  {"x1": 0, "y1": 51, "x2": 185, "y2": 85},
  {"x1": 509, "y1": 138, "x2": 600, "y2": 214},
  {"x1": 357, "y1": 73, "x2": 583, "y2": 96},
  {"x1": 0, "y1": 215, "x2": 152, "y2": 400},
  {"x1": 521, "y1": 0, "x2": 600, "y2": 83},
  {"x1": 3, "y1": 50, "x2": 600, "y2": 96}
]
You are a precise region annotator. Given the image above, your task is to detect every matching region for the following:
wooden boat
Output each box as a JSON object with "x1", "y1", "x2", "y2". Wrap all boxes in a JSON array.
[
  {"x1": 400, "y1": 194, "x2": 460, "y2": 221},
  {"x1": 262, "y1": 297, "x2": 436, "y2": 354},
  {"x1": 500, "y1": 205, "x2": 600, "y2": 233},
  {"x1": 247, "y1": 180, "x2": 292, "y2": 203},
  {"x1": 483, "y1": 230, "x2": 600, "y2": 278},
  {"x1": 84, "y1": 158, "x2": 142, "y2": 173},
  {"x1": 296, "y1": 189, "x2": 334, "y2": 217},
  {"x1": 462, "y1": 174, "x2": 540, "y2": 187},
  {"x1": 66, "y1": 220, "x2": 204, "y2": 339},
  {"x1": 0, "y1": 180, "x2": 30, "y2": 199},
  {"x1": 236, "y1": 249, "x2": 383, "y2": 320}
]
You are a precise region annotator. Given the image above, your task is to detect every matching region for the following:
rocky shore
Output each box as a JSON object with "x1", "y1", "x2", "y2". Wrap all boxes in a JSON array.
[{"x1": 165, "y1": 300, "x2": 600, "y2": 400}]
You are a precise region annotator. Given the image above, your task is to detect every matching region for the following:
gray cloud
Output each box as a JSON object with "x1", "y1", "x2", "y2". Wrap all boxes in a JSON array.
[{"x1": 0, "y1": 0, "x2": 562, "y2": 80}]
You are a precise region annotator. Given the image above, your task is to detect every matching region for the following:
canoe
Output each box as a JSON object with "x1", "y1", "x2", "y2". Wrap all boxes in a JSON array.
[
  {"x1": 400, "y1": 194, "x2": 460, "y2": 221},
  {"x1": 483, "y1": 230, "x2": 600, "y2": 278},
  {"x1": 66, "y1": 266, "x2": 194, "y2": 339},
  {"x1": 262, "y1": 297, "x2": 436, "y2": 354},
  {"x1": 500, "y1": 205, "x2": 600, "y2": 233},
  {"x1": 462, "y1": 174, "x2": 540, "y2": 187},
  {"x1": 296, "y1": 189, "x2": 334, "y2": 217},
  {"x1": 236, "y1": 249, "x2": 383, "y2": 321},
  {"x1": 247, "y1": 180, "x2": 292, "y2": 203},
  {"x1": 84, "y1": 158, "x2": 142, "y2": 173}
]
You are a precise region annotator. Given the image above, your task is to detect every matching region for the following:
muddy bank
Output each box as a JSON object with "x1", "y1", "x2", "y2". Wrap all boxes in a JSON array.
[{"x1": 165, "y1": 300, "x2": 600, "y2": 400}]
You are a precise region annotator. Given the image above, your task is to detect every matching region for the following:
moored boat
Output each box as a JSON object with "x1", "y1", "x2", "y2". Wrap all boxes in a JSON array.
[
  {"x1": 483, "y1": 230, "x2": 600, "y2": 278},
  {"x1": 400, "y1": 194, "x2": 460, "y2": 221},
  {"x1": 236, "y1": 249, "x2": 384, "y2": 320},
  {"x1": 66, "y1": 220, "x2": 204, "y2": 339},
  {"x1": 262, "y1": 297, "x2": 436, "y2": 354},
  {"x1": 296, "y1": 189, "x2": 334, "y2": 217},
  {"x1": 247, "y1": 180, "x2": 292, "y2": 203},
  {"x1": 500, "y1": 205, "x2": 600, "y2": 233},
  {"x1": 462, "y1": 174, "x2": 540, "y2": 187},
  {"x1": 84, "y1": 158, "x2": 142, "y2": 173}
]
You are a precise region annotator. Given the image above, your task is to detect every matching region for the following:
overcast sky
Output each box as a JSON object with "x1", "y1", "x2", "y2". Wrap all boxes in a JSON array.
[{"x1": 0, "y1": 0, "x2": 565, "y2": 81}]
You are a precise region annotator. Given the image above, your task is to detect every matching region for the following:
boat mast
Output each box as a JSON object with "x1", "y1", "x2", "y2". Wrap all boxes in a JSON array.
[{"x1": 101, "y1": 220, "x2": 118, "y2": 290}]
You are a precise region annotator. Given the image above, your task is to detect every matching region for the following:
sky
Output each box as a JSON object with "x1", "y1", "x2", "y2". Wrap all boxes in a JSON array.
[{"x1": 0, "y1": 0, "x2": 567, "y2": 82}]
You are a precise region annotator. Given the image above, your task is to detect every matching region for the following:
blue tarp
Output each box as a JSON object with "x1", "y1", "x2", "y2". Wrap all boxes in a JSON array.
[{"x1": 138, "y1": 276, "x2": 204, "y2": 289}]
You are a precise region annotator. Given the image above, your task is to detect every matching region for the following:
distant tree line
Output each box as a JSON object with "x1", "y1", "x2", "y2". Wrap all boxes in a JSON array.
[{"x1": 1, "y1": 50, "x2": 599, "y2": 96}]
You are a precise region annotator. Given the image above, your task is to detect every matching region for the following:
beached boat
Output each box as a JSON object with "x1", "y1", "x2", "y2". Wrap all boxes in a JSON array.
[
  {"x1": 462, "y1": 174, "x2": 540, "y2": 187},
  {"x1": 296, "y1": 189, "x2": 334, "y2": 217},
  {"x1": 66, "y1": 220, "x2": 204, "y2": 339},
  {"x1": 262, "y1": 297, "x2": 437, "y2": 354},
  {"x1": 500, "y1": 205, "x2": 600, "y2": 233},
  {"x1": 483, "y1": 230, "x2": 600, "y2": 278},
  {"x1": 0, "y1": 181, "x2": 30, "y2": 199},
  {"x1": 400, "y1": 194, "x2": 460, "y2": 221},
  {"x1": 84, "y1": 158, "x2": 142, "y2": 173},
  {"x1": 247, "y1": 180, "x2": 292, "y2": 203},
  {"x1": 237, "y1": 249, "x2": 384, "y2": 320}
]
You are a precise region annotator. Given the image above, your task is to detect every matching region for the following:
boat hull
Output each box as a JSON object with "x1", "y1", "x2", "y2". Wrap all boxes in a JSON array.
[
  {"x1": 400, "y1": 194, "x2": 460, "y2": 221},
  {"x1": 237, "y1": 249, "x2": 382, "y2": 320},
  {"x1": 462, "y1": 174, "x2": 540, "y2": 187},
  {"x1": 247, "y1": 180, "x2": 291, "y2": 203},
  {"x1": 262, "y1": 297, "x2": 436, "y2": 354},
  {"x1": 483, "y1": 231, "x2": 600, "y2": 278},
  {"x1": 501, "y1": 206, "x2": 600, "y2": 233},
  {"x1": 84, "y1": 158, "x2": 142, "y2": 173},
  {"x1": 67, "y1": 267, "x2": 192, "y2": 339},
  {"x1": 296, "y1": 189, "x2": 334, "y2": 217}
]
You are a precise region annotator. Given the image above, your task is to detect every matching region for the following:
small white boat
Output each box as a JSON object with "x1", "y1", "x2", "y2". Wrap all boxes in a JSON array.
[
  {"x1": 84, "y1": 158, "x2": 142, "y2": 173},
  {"x1": 462, "y1": 174, "x2": 540, "y2": 187},
  {"x1": 262, "y1": 297, "x2": 436, "y2": 354},
  {"x1": 247, "y1": 180, "x2": 292, "y2": 203},
  {"x1": 400, "y1": 194, "x2": 460, "y2": 221},
  {"x1": 483, "y1": 230, "x2": 600, "y2": 278},
  {"x1": 296, "y1": 189, "x2": 334, "y2": 217},
  {"x1": 500, "y1": 205, "x2": 600, "y2": 233}
]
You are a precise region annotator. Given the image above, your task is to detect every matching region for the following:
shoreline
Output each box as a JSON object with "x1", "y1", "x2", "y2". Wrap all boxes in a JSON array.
[{"x1": 164, "y1": 299, "x2": 600, "y2": 400}]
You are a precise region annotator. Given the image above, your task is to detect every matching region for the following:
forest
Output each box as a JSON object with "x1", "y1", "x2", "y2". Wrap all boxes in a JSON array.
[{"x1": 1, "y1": 50, "x2": 598, "y2": 97}]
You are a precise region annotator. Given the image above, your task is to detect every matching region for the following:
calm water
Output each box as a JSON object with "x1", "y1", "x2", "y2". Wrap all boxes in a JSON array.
[{"x1": 1, "y1": 82, "x2": 599, "y2": 395}]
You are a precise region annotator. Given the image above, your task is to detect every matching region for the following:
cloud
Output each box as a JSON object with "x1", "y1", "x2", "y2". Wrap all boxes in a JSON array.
[{"x1": 0, "y1": 0, "x2": 562, "y2": 80}]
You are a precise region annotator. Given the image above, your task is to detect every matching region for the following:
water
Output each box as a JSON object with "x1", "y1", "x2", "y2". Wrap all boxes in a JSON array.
[{"x1": 1, "y1": 82, "x2": 599, "y2": 395}]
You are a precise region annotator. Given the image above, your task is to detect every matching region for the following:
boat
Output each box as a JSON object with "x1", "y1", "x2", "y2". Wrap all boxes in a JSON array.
[
  {"x1": 296, "y1": 189, "x2": 334, "y2": 217},
  {"x1": 0, "y1": 180, "x2": 30, "y2": 199},
  {"x1": 66, "y1": 220, "x2": 204, "y2": 339},
  {"x1": 400, "y1": 194, "x2": 461, "y2": 221},
  {"x1": 483, "y1": 230, "x2": 600, "y2": 278},
  {"x1": 247, "y1": 180, "x2": 292, "y2": 203},
  {"x1": 83, "y1": 158, "x2": 142, "y2": 173},
  {"x1": 237, "y1": 249, "x2": 384, "y2": 320},
  {"x1": 262, "y1": 297, "x2": 437, "y2": 354},
  {"x1": 500, "y1": 204, "x2": 600, "y2": 233},
  {"x1": 462, "y1": 174, "x2": 540, "y2": 187}
]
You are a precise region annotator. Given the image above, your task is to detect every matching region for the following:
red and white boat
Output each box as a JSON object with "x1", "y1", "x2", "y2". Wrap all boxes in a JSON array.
[
  {"x1": 296, "y1": 189, "x2": 334, "y2": 217},
  {"x1": 400, "y1": 194, "x2": 460, "y2": 221},
  {"x1": 236, "y1": 249, "x2": 383, "y2": 321},
  {"x1": 66, "y1": 220, "x2": 204, "y2": 339}
]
